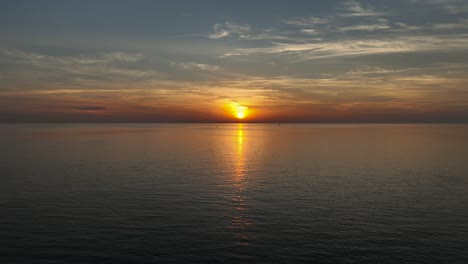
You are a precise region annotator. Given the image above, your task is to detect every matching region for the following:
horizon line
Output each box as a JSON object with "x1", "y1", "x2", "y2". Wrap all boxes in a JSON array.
[{"x1": 1, "y1": 122, "x2": 467, "y2": 125}]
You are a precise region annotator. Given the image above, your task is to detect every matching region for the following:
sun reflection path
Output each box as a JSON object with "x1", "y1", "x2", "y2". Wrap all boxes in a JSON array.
[
  {"x1": 229, "y1": 123, "x2": 254, "y2": 250},
  {"x1": 236, "y1": 124, "x2": 244, "y2": 178}
]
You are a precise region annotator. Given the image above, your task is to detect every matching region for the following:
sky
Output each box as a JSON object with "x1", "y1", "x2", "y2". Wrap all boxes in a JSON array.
[{"x1": 1, "y1": 0, "x2": 468, "y2": 122}]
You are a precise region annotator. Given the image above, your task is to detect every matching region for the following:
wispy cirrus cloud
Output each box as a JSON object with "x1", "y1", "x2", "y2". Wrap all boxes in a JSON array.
[
  {"x1": 222, "y1": 34, "x2": 468, "y2": 60},
  {"x1": 207, "y1": 22, "x2": 298, "y2": 42},
  {"x1": 339, "y1": 24, "x2": 389, "y2": 32},
  {"x1": 282, "y1": 1, "x2": 391, "y2": 36},
  {"x1": 3, "y1": 49, "x2": 143, "y2": 65},
  {"x1": 208, "y1": 22, "x2": 251, "y2": 39},
  {"x1": 0, "y1": 48, "x2": 155, "y2": 86},
  {"x1": 285, "y1": 0, "x2": 382, "y2": 29},
  {"x1": 280, "y1": 1, "x2": 468, "y2": 37},
  {"x1": 409, "y1": 0, "x2": 468, "y2": 14},
  {"x1": 432, "y1": 19, "x2": 468, "y2": 30},
  {"x1": 284, "y1": 17, "x2": 330, "y2": 27},
  {"x1": 206, "y1": 0, "x2": 468, "y2": 63},
  {"x1": 171, "y1": 62, "x2": 222, "y2": 71},
  {"x1": 338, "y1": 0, "x2": 382, "y2": 17}
]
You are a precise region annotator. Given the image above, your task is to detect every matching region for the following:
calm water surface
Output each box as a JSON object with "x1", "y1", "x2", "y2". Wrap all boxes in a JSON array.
[{"x1": 1, "y1": 124, "x2": 467, "y2": 263}]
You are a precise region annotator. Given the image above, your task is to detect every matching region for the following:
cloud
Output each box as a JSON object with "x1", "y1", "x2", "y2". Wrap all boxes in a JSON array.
[
  {"x1": 1, "y1": 48, "x2": 154, "y2": 85},
  {"x1": 208, "y1": 22, "x2": 251, "y2": 39},
  {"x1": 300, "y1": 29, "x2": 320, "y2": 35},
  {"x1": 280, "y1": 1, "x2": 392, "y2": 37},
  {"x1": 69, "y1": 106, "x2": 107, "y2": 111},
  {"x1": 410, "y1": 0, "x2": 468, "y2": 14},
  {"x1": 338, "y1": 0, "x2": 382, "y2": 17},
  {"x1": 172, "y1": 62, "x2": 221, "y2": 71},
  {"x1": 284, "y1": 0, "x2": 384, "y2": 27},
  {"x1": 335, "y1": 23, "x2": 390, "y2": 32},
  {"x1": 207, "y1": 22, "x2": 293, "y2": 41},
  {"x1": 102, "y1": 52, "x2": 143, "y2": 62},
  {"x1": 345, "y1": 66, "x2": 402, "y2": 76},
  {"x1": 223, "y1": 34, "x2": 468, "y2": 61},
  {"x1": 3, "y1": 49, "x2": 143, "y2": 65},
  {"x1": 284, "y1": 17, "x2": 329, "y2": 27},
  {"x1": 207, "y1": 1, "x2": 442, "y2": 45},
  {"x1": 432, "y1": 19, "x2": 468, "y2": 30}
]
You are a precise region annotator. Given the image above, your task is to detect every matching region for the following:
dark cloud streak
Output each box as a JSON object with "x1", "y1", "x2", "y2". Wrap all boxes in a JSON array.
[{"x1": 68, "y1": 106, "x2": 107, "y2": 111}]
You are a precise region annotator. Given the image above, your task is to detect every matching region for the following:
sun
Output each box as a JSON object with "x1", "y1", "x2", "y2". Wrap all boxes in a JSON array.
[
  {"x1": 230, "y1": 103, "x2": 248, "y2": 120},
  {"x1": 236, "y1": 111, "x2": 246, "y2": 119}
]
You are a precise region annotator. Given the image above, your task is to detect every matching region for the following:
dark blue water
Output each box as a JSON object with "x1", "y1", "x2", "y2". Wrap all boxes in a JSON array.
[{"x1": 1, "y1": 124, "x2": 467, "y2": 263}]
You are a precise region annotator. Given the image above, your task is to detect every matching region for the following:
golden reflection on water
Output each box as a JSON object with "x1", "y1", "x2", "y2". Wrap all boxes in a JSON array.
[
  {"x1": 229, "y1": 123, "x2": 252, "y2": 248},
  {"x1": 236, "y1": 124, "x2": 245, "y2": 179}
]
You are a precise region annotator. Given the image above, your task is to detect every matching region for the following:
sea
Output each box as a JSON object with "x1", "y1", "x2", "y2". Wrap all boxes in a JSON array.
[{"x1": 1, "y1": 124, "x2": 467, "y2": 263}]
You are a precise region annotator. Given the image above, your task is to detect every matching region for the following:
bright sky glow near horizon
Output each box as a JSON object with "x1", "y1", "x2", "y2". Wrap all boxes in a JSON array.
[{"x1": 1, "y1": 0, "x2": 468, "y2": 122}]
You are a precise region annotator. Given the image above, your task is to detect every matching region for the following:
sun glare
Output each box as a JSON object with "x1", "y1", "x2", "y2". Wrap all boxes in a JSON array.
[
  {"x1": 236, "y1": 110, "x2": 246, "y2": 119},
  {"x1": 231, "y1": 103, "x2": 248, "y2": 120}
]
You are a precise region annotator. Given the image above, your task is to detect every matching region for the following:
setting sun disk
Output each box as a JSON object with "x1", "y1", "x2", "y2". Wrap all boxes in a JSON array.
[{"x1": 230, "y1": 103, "x2": 248, "y2": 120}]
